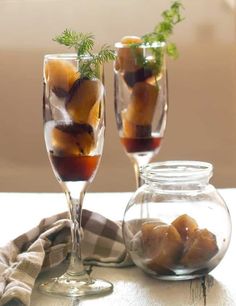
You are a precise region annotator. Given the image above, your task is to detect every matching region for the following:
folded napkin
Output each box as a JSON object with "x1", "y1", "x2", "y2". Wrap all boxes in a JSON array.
[{"x1": 0, "y1": 209, "x2": 132, "y2": 306}]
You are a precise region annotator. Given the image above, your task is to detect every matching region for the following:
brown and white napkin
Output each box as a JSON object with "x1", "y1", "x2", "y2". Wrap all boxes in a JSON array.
[{"x1": 0, "y1": 209, "x2": 132, "y2": 306}]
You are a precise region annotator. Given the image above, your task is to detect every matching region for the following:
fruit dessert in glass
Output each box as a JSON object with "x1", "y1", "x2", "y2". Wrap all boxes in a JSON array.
[
  {"x1": 41, "y1": 30, "x2": 115, "y2": 297},
  {"x1": 114, "y1": 1, "x2": 184, "y2": 188},
  {"x1": 114, "y1": 36, "x2": 167, "y2": 187}
]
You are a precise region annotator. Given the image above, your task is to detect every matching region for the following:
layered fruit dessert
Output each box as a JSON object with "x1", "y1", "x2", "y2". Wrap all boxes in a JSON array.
[
  {"x1": 114, "y1": 36, "x2": 164, "y2": 154},
  {"x1": 114, "y1": 2, "x2": 184, "y2": 156},
  {"x1": 44, "y1": 56, "x2": 104, "y2": 182}
]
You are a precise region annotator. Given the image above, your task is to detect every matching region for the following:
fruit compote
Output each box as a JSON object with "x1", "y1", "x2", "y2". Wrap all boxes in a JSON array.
[
  {"x1": 114, "y1": 36, "x2": 166, "y2": 160},
  {"x1": 43, "y1": 56, "x2": 104, "y2": 183}
]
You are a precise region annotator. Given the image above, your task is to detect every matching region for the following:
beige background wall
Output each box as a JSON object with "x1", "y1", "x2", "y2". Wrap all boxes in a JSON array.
[{"x1": 0, "y1": 0, "x2": 236, "y2": 192}]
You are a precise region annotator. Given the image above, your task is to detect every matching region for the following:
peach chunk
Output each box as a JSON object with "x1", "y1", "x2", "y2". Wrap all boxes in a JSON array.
[
  {"x1": 66, "y1": 79, "x2": 103, "y2": 124},
  {"x1": 52, "y1": 127, "x2": 80, "y2": 156},
  {"x1": 172, "y1": 214, "x2": 198, "y2": 242},
  {"x1": 142, "y1": 223, "x2": 183, "y2": 273},
  {"x1": 116, "y1": 48, "x2": 141, "y2": 72},
  {"x1": 121, "y1": 110, "x2": 151, "y2": 138},
  {"x1": 180, "y1": 228, "x2": 218, "y2": 267},
  {"x1": 52, "y1": 125, "x2": 95, "y2": 156},
  {"x1": 88, "y1": 100, "x2": 101, "y2": 128},
  {"x1": 45, "y1": 60, "x2": 79, "y2": 93},
  {"x1": 116, "y1": 36, "x2": 143, "y2": 72},
  {"x1": 141, "y1": 222, "x2": 163, "y2": 250},
  {"x1": 121, "y1": 35, "x2": 143, "y2": 45},
  {"x1": 125, "y1": 82, "x2": 159, "y2": 126}
]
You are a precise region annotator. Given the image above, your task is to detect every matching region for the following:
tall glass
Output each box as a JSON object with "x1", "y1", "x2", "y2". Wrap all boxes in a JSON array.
[
  {"x1": 114, "y1": 42, "x2": 168, "y2": 188},
  {"x1": 40, "y1": 54, "x2": 113, "y2": 296}
]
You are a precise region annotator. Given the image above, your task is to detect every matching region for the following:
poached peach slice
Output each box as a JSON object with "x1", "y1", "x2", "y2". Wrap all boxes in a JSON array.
[
  {"x1": 45, "y1": 60, "x2": 79, "y2": 93},
  {"x1": 116, "y1": 36, "x2": 143, "y2": 72},
  {"x1": 66, "y1": 79, "x2": 103, "y2": 125},
  {"x1": 172, "y1": 214, "x2": 198, "y2": 242},
  {"x1": 125, "y1": 82, "x2": 159, "y2": 126},
  {"x1": 52, "y1": 124, "x2": 95, "y2": 156},
  {"x1": 142, "y1": 223, "x2": 183, "y2": 273},
  {"x1": 121, "y1": 110, "x2": 151, "y2": 138},
  {"x1": 180, "y1": 228, "x2": 218, "y2": 267}
]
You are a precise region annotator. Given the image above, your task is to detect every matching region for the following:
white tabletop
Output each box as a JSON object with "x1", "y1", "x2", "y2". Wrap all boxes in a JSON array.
[{"x1": 0, "y1": 190, "x2": 236, "y2": 306}]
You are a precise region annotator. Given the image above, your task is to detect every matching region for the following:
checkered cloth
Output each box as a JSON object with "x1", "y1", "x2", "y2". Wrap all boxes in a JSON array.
[{"x1": 0, "y1": 209, "x2": 132, "y2": 306}]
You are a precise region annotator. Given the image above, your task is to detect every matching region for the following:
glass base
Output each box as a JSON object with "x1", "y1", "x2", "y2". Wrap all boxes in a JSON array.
[{"x1": 39, "y1": 274, "x2": 113, "y2": 297}]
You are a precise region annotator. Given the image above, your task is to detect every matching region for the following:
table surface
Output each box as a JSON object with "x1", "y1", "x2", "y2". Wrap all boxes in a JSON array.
[{"x1": 0, "y1": 190, "x2": 235, "y2": 306}]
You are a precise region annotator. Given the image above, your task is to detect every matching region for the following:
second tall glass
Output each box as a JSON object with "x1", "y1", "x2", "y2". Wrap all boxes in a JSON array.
[{"x1": 114, "y1": 42, "x2": 168, "y2": 188}]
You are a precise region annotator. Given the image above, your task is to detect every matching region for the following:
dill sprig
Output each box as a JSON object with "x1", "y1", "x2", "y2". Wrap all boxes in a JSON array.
[
  {"x1": 53, "y1": 29, "x2": 115, "y2": 79},
  {"x1": 54, "y1": 30, "x2": 95, "y2": 54},
  {"x1": 95, "y1": 44, "x2": 117, "y2": 64},
  {"x1": 128, "y1": 1, "x2": 184, "y2": 77},
  {"x1": 78, "y1": 45, "x2": 116, "y2": 79},
  {"x1": 142, "y1": 1, "x2": 184, "y2": 59}
]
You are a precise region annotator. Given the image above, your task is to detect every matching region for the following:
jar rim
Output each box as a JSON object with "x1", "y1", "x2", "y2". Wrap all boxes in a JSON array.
[{"x1": 141, "y1": 161, "x2": 213, "y2": 183}]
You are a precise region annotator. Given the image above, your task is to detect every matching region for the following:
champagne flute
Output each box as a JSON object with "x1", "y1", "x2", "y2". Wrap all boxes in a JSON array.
[
  {"x1": 40, "y1": 53, "x2": 113, "y2": 296},
  {"x1": 114, "y1": 39, "x2": 168, "y2": 188}
]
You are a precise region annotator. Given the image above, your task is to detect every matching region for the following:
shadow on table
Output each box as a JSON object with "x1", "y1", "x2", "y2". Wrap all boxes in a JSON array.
[{"x1": 32, "y1": 264, "x2": 236, "y2": 306}]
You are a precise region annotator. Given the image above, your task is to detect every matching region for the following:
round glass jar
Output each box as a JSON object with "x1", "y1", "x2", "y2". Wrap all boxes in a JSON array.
[{"x1": 123, "y1": 161, "x2": 231, "y2": 280}]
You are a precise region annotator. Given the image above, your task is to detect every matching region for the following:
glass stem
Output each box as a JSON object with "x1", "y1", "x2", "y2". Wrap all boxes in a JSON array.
[
  {"x1": 133, "y1": 158, "x2": 151, "y2": 219},
  {"x1": 131, "y1": 154, "x2": 153, "y2": 189},
  {"x1": 65, "y1": 185, "x2": 89, "y2": 280},
  {"x1": 133, "y1": 161, "x2": 142, "y2": 188}
]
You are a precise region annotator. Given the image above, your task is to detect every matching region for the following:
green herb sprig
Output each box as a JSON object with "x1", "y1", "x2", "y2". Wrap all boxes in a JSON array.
[
  {"x1": 129, "y1": 1, "x2": 184, "y2": 78},
  {"x1": 53, "y1": 29, "x2": 115, "y2": 79},
  {"x1": 142, "y1": 1, "x2": 184, "y2": 59}
]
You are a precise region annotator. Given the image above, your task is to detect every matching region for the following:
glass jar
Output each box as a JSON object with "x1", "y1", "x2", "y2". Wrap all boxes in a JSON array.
[{"x1": 123, "y1": 161, "x2": 232, "y2": 280}]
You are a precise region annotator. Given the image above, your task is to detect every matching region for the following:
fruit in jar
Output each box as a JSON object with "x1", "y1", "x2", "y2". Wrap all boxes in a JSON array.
[
  {"x1": 45, "y1": 60, "x2": 79, "y2": 94},
  {"x1": 141, "y1": 223, "x2": 183, "y2": 273},
  {"x1": 140, "y1": 215, "x2": 219, "y2": 273},
  {"x1": 141, "y1": 222, "x2": 162, "y2": 246},
  {"x1": 66, "y1": 79, "x2": 103, "y2": 124},
  {"x1": 172, "y1": 214, "x2": 198, "y2": 242},
  {"x1": 180, "y1": 228, "x2": 219, "y2": 267}
]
